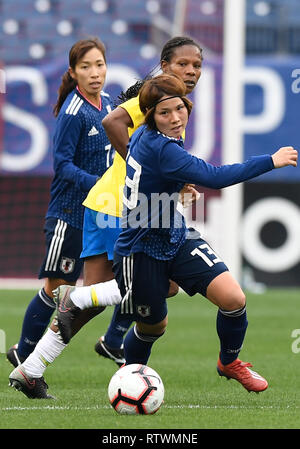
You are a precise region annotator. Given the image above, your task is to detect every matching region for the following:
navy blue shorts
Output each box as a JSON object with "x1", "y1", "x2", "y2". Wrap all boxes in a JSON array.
[
  {"x1": 113, "y1": 236, "x2": 228, "y2": 325},
  {"x1": 39, "y1": 217, "x2": 83, "y2": 282}
]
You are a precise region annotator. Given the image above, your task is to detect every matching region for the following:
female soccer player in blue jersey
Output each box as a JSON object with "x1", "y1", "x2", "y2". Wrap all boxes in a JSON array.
[
  {"x1": 86, "y1": 36, "x2": 203, "y2": 364},
  {"x1": 7, "y1": 38, "x2": 121, "y2": 395},
  {"x1": 8, "y1": 37, "x2": 203, "y2": 399},
  {"x1": 113, "y1": 74, "x2": 298, "y2": 393},
  {"x1": 59, "y1": 36, "x2": 202, "y2": 363}
]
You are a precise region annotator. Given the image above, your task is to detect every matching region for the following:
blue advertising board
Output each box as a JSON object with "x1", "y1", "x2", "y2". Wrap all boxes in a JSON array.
[
  {"x1": 244, "y1": 56, "x2": 300, "y2": 182},
  {"x1": 1, "y1": 55, "x2": 300, "y2": 283},
  {"x1": 1, "y1": 55, "x2": 299, "y2": 182}
]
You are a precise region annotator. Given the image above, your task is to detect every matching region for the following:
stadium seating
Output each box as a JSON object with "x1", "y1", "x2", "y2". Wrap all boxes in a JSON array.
[
  {"x1": 246, "y1": 0, "x2": 300, "y2": 53},
  {"x1": 1, "y1": 0, "x2": 299, "y2": 65}
]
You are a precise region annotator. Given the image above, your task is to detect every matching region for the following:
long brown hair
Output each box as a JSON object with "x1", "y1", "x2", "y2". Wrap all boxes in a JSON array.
[
  {"x1": 139, "y1": 74, "x2": 193, "y2": 130},
  {"x1": 53, "y1": 37, "x2": 106, "y2": 117}
]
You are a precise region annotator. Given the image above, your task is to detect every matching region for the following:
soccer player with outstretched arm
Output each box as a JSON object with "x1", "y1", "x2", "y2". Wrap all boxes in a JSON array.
[
  {"x1": 57, "y1": 36, "x2": 203, "y2": 362},
  {"x1": 8, "y1": 36, "x2": 203, "y2": 400},
  {"x1": 111, "y1": 74, "x2": 297, "y2": 393}
]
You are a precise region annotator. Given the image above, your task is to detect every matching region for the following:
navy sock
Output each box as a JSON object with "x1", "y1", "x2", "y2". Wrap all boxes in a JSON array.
[
  {"x1": 124, "y1": 325, "x2": 158, "y2": 365},
  {"x1": 216, "y1": 306, "x2": 248, "y2": 365},
  {"x1": 17, "y1": 288, "x2": 56, "y2": 358},
  {"x1": 104, "y1": 305, "x2": 133, "y2": 349}
]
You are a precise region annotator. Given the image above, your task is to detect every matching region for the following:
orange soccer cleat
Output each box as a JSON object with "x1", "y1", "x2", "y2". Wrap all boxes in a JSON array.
[{"x1": 217, "y1": 357, "x2": 268, "y2": 393}]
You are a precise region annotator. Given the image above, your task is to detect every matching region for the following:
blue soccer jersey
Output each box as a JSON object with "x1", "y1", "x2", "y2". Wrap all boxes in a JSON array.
[
  {"x1": 46, "y1": 88, "x2": 113, "y2": 229},
  {"x1": 114, "y1": 125, "x2": 274, "y2": 260}
]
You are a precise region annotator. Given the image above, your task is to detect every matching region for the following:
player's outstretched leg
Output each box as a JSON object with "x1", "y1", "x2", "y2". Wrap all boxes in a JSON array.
[
  {"x1": 216, "y1": 307, "x2": 268, "y2": 392},
  {"x1": 53, "y1": 285, "x2": 80, "y2": 344},
  {"x1": 206, "y1": 271, "x2": 268, "y2": 393},
  {"x1": 8, "y1": 326, "x2": 67, "y2": 399},
  {"x1": 217, "y1": 357, "x2": 268, "y2": 393},
  {"x1": 6, "y1": 289, "x2": 56, "y2": 368},
  {"x1": 9, "y1": 365, "x2": 55, "y2": 399},
  {"x1": 53, "y1": 279, "x2": 122, "y2": 344}
]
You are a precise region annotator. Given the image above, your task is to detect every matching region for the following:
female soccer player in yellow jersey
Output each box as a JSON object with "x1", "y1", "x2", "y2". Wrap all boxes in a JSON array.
[
  {"x1": 54, "y1": 37, "x2": 202, "y2": 353},
  {"x1": 8, "y1": 37, "x2": 203, "y2": 398},
  {"x1": 52, "y1": 36, "x2": 202, "y2": 357},
  {"x1": 83, "y1": 36, "x2": 203, "y2": 364}
]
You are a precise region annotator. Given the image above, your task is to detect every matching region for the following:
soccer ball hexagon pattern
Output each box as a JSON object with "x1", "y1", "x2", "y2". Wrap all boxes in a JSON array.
[{"x1": 108, "y1": 364, "x2": 164, "y2": 415}]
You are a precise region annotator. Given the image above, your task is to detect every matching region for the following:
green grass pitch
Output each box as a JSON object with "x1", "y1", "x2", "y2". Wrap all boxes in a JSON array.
[{"x1": 0, "y1": 288, "x2": 300, "y2": 430}]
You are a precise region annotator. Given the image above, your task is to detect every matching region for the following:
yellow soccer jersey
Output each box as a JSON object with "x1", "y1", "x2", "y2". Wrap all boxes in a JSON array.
[
  {"x1": 83, "y1": 96, "x2": 144, "y2": 217},
  {"x1": 83, "y1": 95, "x2": 186, "y2": 217}
]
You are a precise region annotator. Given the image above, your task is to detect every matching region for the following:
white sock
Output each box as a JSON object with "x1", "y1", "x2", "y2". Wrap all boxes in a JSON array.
[
  {"x1": 70, "y1": 279, "x2": 122, "y2": 309},
  {"x1": 22, "y1": 328, "x2": 67, "y2": 378}
]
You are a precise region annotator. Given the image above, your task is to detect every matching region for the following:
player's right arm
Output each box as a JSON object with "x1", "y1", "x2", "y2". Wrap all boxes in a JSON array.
[{"x1": 102, "y1": 107, "x2": 133, "y2": 160}]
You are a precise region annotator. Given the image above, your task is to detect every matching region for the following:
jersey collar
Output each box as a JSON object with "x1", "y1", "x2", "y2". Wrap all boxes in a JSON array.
[{"x1": 76, "y1": 86, "x2": 102, "y2": 111}]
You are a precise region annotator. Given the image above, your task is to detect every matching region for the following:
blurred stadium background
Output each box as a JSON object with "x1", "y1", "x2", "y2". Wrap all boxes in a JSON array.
[{"x1": 0, "y1": 0, "x2": 299, "y2": 288}]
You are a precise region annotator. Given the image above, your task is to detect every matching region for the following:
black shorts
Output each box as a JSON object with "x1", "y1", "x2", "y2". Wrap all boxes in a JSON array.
[
  {"x1": 113, "y1": 236, "x2": 228, "y2": 325},
  {"x1": 39, "y1": 217, "x2": 83, "y2": 282}
]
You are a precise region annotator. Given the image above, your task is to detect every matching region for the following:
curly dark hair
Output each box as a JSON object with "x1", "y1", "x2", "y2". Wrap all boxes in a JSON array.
[{"x1": 116, "y1": 36, "x2": 202, "y2": 106}]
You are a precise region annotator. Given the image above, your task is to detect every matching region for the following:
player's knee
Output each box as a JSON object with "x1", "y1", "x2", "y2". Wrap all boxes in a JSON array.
[
  {"x1": 167, "y1": 281, "x2": 179, "y2": 298},
  {"x1": 220, "y1": 290, "x2": 246, "y2": 311},
  {"x1": 134, "y1": 326, "x2": 166, "y2": 344},
  {"x1": 137, "y1": 316, "x2": 168, "y2": 336}
]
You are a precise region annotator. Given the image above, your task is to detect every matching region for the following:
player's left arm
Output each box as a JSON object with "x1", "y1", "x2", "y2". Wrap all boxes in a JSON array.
[
  {"x1": 159, "y1": 142, "x2": 297, "y2": 190},
  {"x1": 53, "y1": 114, "x2": 98, "y2": 192}
]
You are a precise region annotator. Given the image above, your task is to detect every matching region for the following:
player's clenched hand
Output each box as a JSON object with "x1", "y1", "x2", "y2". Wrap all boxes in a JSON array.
[
  {"x1": 179, "y1": 184, "x2": 200, "y2": 207},
  {"x1": 272, "y1": 146, "x2": 298, "y2": 168}
]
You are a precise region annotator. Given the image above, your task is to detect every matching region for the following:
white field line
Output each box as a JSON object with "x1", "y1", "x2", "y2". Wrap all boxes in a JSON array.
[{"x1": 1, "y1": 404, "x2": 298, "y2": 411}]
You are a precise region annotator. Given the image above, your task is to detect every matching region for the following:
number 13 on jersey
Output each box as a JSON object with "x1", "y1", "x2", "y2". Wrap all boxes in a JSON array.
[{"x1": 191, "y1": 243, "x2": 222, "y2": 267}]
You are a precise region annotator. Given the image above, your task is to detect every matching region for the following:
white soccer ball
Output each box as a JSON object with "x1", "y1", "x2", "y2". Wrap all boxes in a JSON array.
[{"x1": 108, "y1": 363, "x2": 164, "y2": 415}]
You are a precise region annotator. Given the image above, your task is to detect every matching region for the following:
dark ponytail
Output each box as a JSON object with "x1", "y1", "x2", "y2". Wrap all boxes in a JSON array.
[
  {"x1": 53, "y1": 71, "x2": 77, "y2": 117},
  {"x1": 53, "y1": 37, "x2": 106, "y2": 117},
  {"x1": 116, "y1": 78, "x2": 149, "y2": 105}
]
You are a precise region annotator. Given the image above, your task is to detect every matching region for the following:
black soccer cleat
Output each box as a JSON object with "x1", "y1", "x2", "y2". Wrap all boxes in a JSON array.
[
  {"x1": 9, "y1": 365, "x2": 55, "y2": 399},
  {"x1": 95, "y1": 336, "x2": 125, "y2": 367},
  {"x1": 53, "y1": 285, "x2": 80, "y2": 344},
  {"x1": 6, "y1": 344, "x2": 26, "y2": 368}
]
